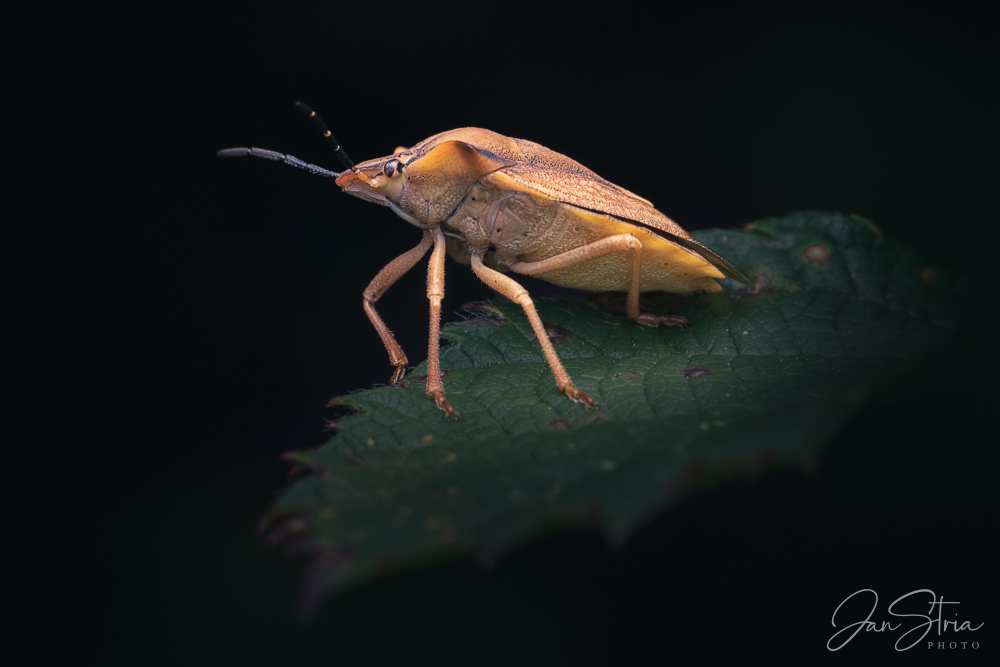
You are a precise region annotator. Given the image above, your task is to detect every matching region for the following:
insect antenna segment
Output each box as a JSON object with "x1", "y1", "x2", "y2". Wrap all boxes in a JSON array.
[
  {"x1": 294, "y1": 101, "x2": 356, "y2": 171},
  {"x1": 216, "y1": 101, "x2": 358, "y2": 178},
  {"x1": 216, "y1": 146, "x2": 341, "y2": 178}
]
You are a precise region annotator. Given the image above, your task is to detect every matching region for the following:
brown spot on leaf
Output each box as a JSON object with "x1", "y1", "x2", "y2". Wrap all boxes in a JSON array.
[
  {"x1": 803, "y1": 243, "x2": 831, "y2": 264},
  {"x1": 684, "y1": 365, "x2": 714, "y2": 379},
  {"x1": 917, "y1": 267, "x2": 936, "y2": 284},
  {"x1": 737, "y1": 272, "x2": 771, "y2": 299},
  {"x1": 548, "y1": 419, "x2": 571, "y2": 430},
  {"x1": 585, "y1": 415, "x2": 610, "y2": 425}
]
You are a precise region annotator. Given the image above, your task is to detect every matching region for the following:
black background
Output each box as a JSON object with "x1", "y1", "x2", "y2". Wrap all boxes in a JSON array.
[{"x1": 56, "y1": 1, "x2": 1000, "y2": 664}]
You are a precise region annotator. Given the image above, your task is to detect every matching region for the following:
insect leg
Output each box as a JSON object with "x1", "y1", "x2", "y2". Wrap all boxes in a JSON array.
[
  {"x1": 364, "y1": 230, "x2": 434, "y2": 386},
  {"x1": 470, "y1": 252, "x2": 596, "y2": 409},
  {"x1": 509, "y1": 235, "x2": 688, "y2": 329},
  {"x1": 425, "y1": 227, "x2": 456, "y2": 419}
]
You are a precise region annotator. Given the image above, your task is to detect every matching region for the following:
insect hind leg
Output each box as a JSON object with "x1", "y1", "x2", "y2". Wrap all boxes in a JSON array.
[
  {"x1": 508, "y1": 234, "x2": 689, "y2": 330},
  {"x1": 470, "y1": 252, "x2": 595, "y2": 409}
]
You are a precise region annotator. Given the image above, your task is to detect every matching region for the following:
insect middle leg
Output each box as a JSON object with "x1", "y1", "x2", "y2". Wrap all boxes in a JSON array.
[
  {"x1": 470, "y1": 252, "x2": 596, "y2": 409},
  {"x1": 509, "y1": 234, "x2": 688, "y2": 329},
  {"x1": 425, "y1": 227, "x2": 456, "y2": 419},
  {"x1": 363, "y1": 230, "x2": 434, "y2": 386}
]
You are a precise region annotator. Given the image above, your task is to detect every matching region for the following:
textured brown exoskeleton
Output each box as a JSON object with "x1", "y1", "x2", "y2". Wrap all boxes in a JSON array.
[{"x1": 219, "y1": 103, "x2": 750, "y2": 419}]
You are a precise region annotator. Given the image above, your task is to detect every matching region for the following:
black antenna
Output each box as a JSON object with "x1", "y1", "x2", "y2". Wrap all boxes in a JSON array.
[
  {"x1": 216, "y1": 146, "x2": 341, "y2": 178},
  {"x1": 216, "y1": 102, "x2": 356, "y2": 176},
  {"x1": 294, "y1": 101, "x2": 355, "y2": 170}
]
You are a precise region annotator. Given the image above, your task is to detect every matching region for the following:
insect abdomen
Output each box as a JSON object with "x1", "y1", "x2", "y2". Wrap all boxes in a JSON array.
[
  {"x1": 517, "y1": 204, "x2": 725, "y2": 294},
  {"x1": 449, "y1": 184, "x2": 724, "y2": 294}
]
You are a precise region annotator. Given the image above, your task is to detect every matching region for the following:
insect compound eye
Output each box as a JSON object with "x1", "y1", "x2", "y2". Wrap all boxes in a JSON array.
[{"x1": 383, "y1": 159, "x2": 400, "y2": 178}]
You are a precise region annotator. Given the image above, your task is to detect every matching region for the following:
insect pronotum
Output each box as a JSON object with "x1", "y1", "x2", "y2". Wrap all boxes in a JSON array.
[{"x1": 219, "y1": 102, "x2": 750, "y2": 419}]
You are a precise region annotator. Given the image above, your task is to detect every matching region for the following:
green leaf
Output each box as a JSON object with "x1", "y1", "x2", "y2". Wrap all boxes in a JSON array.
[{"x1": 262, "y1": 211, "x2": 972, "y2": 610}]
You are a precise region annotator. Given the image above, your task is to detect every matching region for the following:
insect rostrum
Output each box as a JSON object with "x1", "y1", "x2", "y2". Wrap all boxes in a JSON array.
[{"x1": 219, "y1": 105, "x2": 749, "y2": 419}]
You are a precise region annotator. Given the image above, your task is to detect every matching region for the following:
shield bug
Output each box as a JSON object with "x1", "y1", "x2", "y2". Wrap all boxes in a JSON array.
[{"x1": 219, "y1": 103, "x2": 750, "y2": 419}]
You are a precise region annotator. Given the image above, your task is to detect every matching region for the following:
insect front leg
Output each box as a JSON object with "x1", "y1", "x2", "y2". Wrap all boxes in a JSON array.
[
  {"x1": 470, "y1": 252, "x2": 596, "y2": 410},
  {"x1": 509, "y1": 234, "x2": 688, "y2": 329},
  {"x1": 425, "y1": 227, "x2": 456, "y2": 419},
  {"x1": 363, "y1": 230, "x2": 434, "y2": 386}
]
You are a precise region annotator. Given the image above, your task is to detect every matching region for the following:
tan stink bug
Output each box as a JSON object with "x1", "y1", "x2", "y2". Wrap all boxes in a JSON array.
[{"x1": 219, "y1": 102, "x2": 750, "y2": 419}]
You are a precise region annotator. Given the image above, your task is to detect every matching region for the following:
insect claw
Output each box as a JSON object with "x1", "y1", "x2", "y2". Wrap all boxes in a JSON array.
[
  {"x1": 564, "y1": 387, "x2": 597, "y2": 411},
  {"x1": 389, "y1": 366, "x2": 408, "y2": 386},
  {"x1": 429, "y1": 390, "x2": 458, "y2": 420},
  {"x1": 662, "y1": 315, "x2": 690, "y2": 330},
  {"x1": 636, "y1": 314, "x2": 689, "y2": 330}
]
